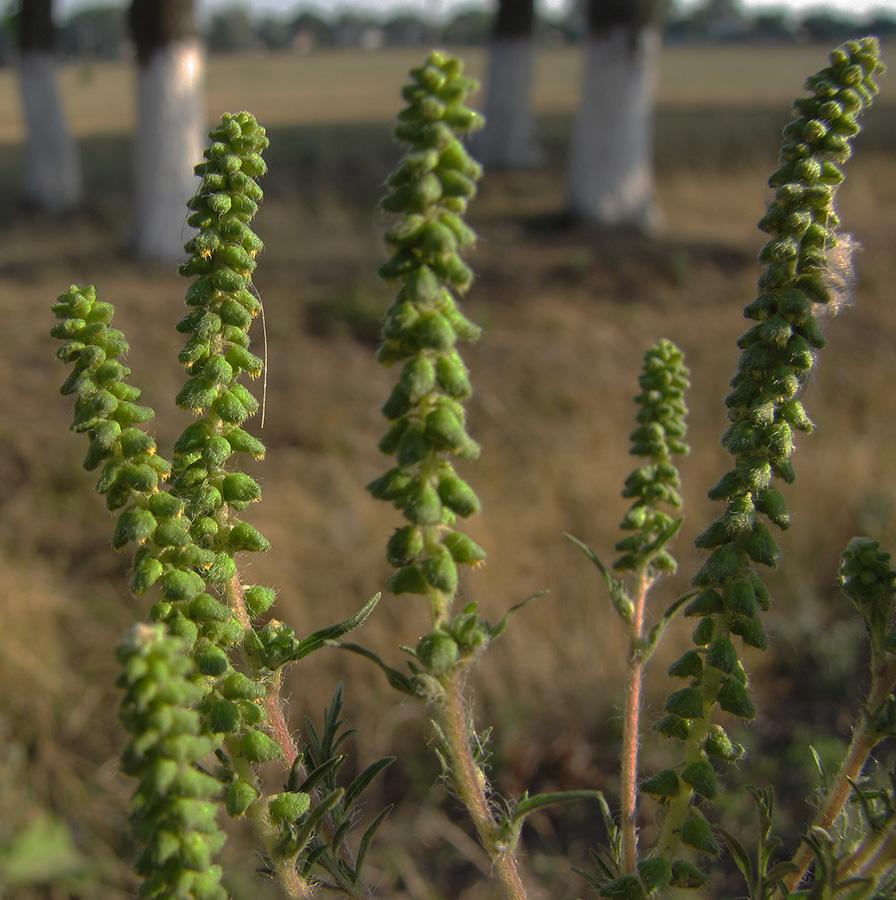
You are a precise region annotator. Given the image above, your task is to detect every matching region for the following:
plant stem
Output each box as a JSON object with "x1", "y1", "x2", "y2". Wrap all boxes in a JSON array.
[
  {"x1": 781, "y1": 660, "x2": 896, "y2": 894},
  {"x1": 621, "y1": 569, "x2": 651, "y2": 874},
  {"x1": 439, "y1": 670, "x2": 529, "y2": 900},
  {"x1": 227, "y1": 745, "x2": 315, "y2": 900},
  {"x1": 655, "y1": 663, "x2": 724, "y2": 860}
]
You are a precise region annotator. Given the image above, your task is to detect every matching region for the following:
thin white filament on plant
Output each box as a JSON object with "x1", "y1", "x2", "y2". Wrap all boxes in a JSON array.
[
  {"x1": 253, "y1": 283, "x2": 269, "y2": 429},
  {"x1": 821, "y1": 232, "x2": 860, "y2": 319}
]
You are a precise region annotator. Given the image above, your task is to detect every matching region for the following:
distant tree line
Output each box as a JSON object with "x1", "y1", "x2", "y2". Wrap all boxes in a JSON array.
[{"x1": 1, "y1": 0, "x2": 894, "y2": 65}]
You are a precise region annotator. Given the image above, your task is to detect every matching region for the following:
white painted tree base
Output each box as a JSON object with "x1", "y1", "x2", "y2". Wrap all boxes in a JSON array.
[
  {"x1": 133, "y1": 39, "x2": 205, "y2": 262},
  {"x1": 567, "y1": 27, "x2": 660, "y2": 230},
  {"x1": 475, "y1": 37, "x2": 542, "y2": 169},
  {"x1": 18, "y1": 52, "x2": 81, "y2": 214}
]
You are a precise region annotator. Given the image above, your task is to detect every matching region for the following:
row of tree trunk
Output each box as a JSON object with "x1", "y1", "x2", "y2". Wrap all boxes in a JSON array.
[
  {"x1": 18, "y1": 0, "x2": 203, "y2": 260},
  {"x1": 17, "y1": 0, "x2": 660, "y2": 262},
  {"x1": 477, "y1": 0, "x2": 661, "y2": 230}
]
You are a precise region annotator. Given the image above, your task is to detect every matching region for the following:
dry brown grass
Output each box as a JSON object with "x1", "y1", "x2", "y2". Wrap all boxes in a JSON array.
[{"x1": 1, "y1": 42, "x2": 895, "y2": 899}]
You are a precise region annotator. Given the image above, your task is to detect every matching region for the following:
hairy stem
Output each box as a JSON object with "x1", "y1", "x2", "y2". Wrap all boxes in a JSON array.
[
  {"x1": 439, "y1": 671, "x2": 529, "y2": 900},
  {"x1": 227, "y1": 746, "x2": 314, "y2": 900},
  {"x1": 782, "y1": 660, "x2": 896, "y2": 894},
  {"x1": 621, "y1": 569, "x2": 652, "y2": 874}
]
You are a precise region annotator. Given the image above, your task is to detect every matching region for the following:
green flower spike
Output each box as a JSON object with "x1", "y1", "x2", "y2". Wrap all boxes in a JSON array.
[
  {"x1": 615, "y1": 339, "x2": 690, "y2": 577},
  {"x1": 117, "y1": 624, "x2": 227, "y2": 900},
  {"x1": 369, "y1": 50, "x2": 485, "y2": 628},
  {"x1": 652, "y1": 36, "x2": 884, "y2": 870},
  {"x1": 691, "y1": 37, "x2": 884, "y2": 661},
  {"x1": 174, "y1": 112, "x2": 269, "y2": 525}
]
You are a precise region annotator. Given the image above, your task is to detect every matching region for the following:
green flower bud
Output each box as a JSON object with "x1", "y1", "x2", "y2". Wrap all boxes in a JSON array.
[
  {"x1": 387, "y1": 526, "x2": 424, "y2": 567},
  {"x1": 703, "y1": 725, "x2": 744, "y2": 761},
  {"x1": 228, "y1": 522, "x2": 271, "y2": 553},
  {"x1": 640, "y1": 769, "x2": 681, "y2": 798},
  {"x1": 133, "y1": 556, "x2": 164, "y2": 594},
  {"x1": 416, "y1": 630, "x2": 459, "y2": 674},
  {"x1": 196, "y1": 644, "x2": 230, "y2": 677},
  {"x1": 669, "y1": 860, "x2": 708, "y2": 889},
  {"x1": 437, "y1": 473, "x2": 480, "y2": 517},
  {"x1": 664, "y1": 687, "x2": 704, "y2": 720},
  {"x1": 667, "y1": 650, "x2": 703, "y2": 679},
  {"x1": 681, "y1": 816, "x2": 721, "y2": 855},
  {"x1": 240, "y1": 728, "x2": 281, "y2": 763},
  {"x1": 188, "y1": 594, "x2": 232, "y2": 623},
  {"x1": 219, "y1": 671, "x2": 264, "y2": 701},
  {"x1": 209, "y1": 699, "x2": 242, "y2": 733},
  {"x1": 154, "y1": 517, "x2": 191, "y2": 548},
  {"x1": 717, "y1": 678, "x2": 756, "y2": 719},
  {"x1": 638, "y1": 859, "x2": 672, "y2": 894},
  {"x1": 404, "y1": 482, "x2": 442, "y2": 526},
  {"x1": 387, "y1": 565, "x2": 429, "y2": 595},
  {"x1": 692, "y1": 617, "x2": 715, "y2": 646},
  {"x1": 161, "y1": 569, "x2": 206, "y2": 603},
  {"x1": 681, "y1": 760, "x2": 718, "y2": 800},
  {"x1": 600, "y1": 875, "x2": 645, "y2": 900},
  {"x1": 226, "y1": 779, "x2": 259, "y2": 816},
  {"x1": 654, "y1": 715, "x2": 690, "y2": 740},
  {"x1": 685, "y1": 589, "x2": 724, "y2": 618},
  {"x1": 244, "y1": 585, "x2": 276, "y2": 618},
  {"x1": 112, "y1": 507, "x2": 158, "y2": 549},
  {"x1": 422, "y1": 543, "x2": 458, "y2": 594},
  {"x1": 442, "y1": 532, "x2": 486, "y2": 565},
  {"x1": 222, "y1": 473, "x2": 261, "y2": 504},
  {"x1": 268, "y1": 792, "x2": 311, "y2": 824},
  {"x1": 706, "y1": 637, "x2": 738, "y2": 674}
]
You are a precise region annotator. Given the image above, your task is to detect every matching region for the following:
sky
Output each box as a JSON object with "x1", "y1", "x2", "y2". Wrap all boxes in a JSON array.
[{"x1": 54, "y1": 0, "x2": 896, "y2": 22}]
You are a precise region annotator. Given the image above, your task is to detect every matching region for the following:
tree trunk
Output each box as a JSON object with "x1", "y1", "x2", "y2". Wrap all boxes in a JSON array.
[
  {"x1": 567, "y1": 0, "x2": 660, "y2": 229},
  {"x1": 474, "y1": 0, "x2": 541, "y2": 169},
  {"x1": 130, "y1": 0, "x2": 204, "y2": 262},
  {"x1": 18, "y1": 0, "x2": 81, "y2": 213}
]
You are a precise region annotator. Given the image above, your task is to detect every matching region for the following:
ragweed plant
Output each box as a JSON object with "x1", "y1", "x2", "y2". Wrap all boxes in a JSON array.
[
  {"x1": 361, "y1": 50, "x2": 599, "y2": 900},
  {"x1": 571, "y1": 37, "x2": 894, "y2": 900},
  {"x1": 48, "y1": 39, "x2": 896, "y2": 900},
  {"x1": 52, "y1": 112, "x2": 390, "y2": 900}
]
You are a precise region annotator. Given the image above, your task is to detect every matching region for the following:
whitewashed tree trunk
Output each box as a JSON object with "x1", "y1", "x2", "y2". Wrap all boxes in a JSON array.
[
  {"x1": 133, "y1": 38, "x2": 204, "y2": 261},
  {"x1": 567, "y1": 26, "x2": 660, "y2": 230},
  {"x1": 475, "y1": 37, "x2": 542, "y2": 168},
  {"x1": 18, "y1": 51, "x2": 81, "y2": 213}
]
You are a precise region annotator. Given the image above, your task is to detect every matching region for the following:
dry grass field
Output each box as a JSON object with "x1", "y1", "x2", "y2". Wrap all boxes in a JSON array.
[{"x1": 0, "y1": 42, "x2": 895, "y2": 899}]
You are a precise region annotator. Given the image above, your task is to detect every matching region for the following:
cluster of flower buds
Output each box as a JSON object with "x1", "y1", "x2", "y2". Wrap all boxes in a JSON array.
[
  {"x1": 369, "y1": 51, "x2": 486, "y2": 625},
  {"x1": 614, "y1": 339, "x2": 690, "y2": 577},
  {"x1": 117, "y1": 624, "x2": 228, "y2": 900},
  {"x1": 839, "y1": 537, "x2": 896, "y2": 673},
  {"x1": 632, "y1": 39, "x2": 885, "y2": 892},
  {"x1": 690, "y1": 37, "x2": 884, "y2": 663},
  {"x1": 53, "y1": 114, "x2": 288, "y2": 897}
]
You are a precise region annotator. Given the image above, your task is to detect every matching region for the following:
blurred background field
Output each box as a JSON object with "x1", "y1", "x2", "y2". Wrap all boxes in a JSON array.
[{"x1": 1, "y1": 40, "x2": 896, "y2": 899}]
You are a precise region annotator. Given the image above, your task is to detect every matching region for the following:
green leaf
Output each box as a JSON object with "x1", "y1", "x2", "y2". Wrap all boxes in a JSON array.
[
  {"x1": 343, "y1": 757, "x2": 395, "y2": 810},
  {"x1": 486, "y1": 590, "x2": 547, "y2": 640},
  {"x1": 336, "y1": 643, "x2": 416, "y2": 696},
  {"x1": 291, "y1": 789, "x2": 345, "y2": 857},
  {"x1": 353, "y1": 804, "x2": 393, "y2": 883},
  {"x1": 290, "y1": 594, "x2": 380, "y2": 662},
  {"x1": 564, "y1": 532, "x2": 634, "y2": 622},
  {"x1": 715, "y1": 825, "x2": 754, "y2": 889},
  {"x1": 511, "y1": 789, "x2": 605, "y2": 828}
]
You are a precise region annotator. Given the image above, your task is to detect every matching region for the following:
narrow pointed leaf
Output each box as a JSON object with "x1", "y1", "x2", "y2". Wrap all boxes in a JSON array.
[
  {"x1": 487, "y1": 590, "x2": 547, "y2": 639},
  {"x1": 291, "y1": 595, "x2": 380, "y2": 661},
  {"x1": 336, "y1": 642, "x2": 416, "y2": 695},
  {"x1": 344, "y1": 757, "x2": 395, "y2": 809},
  {"x1": 354, "y1": 804, "x2": 393, "y2": 882}
]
